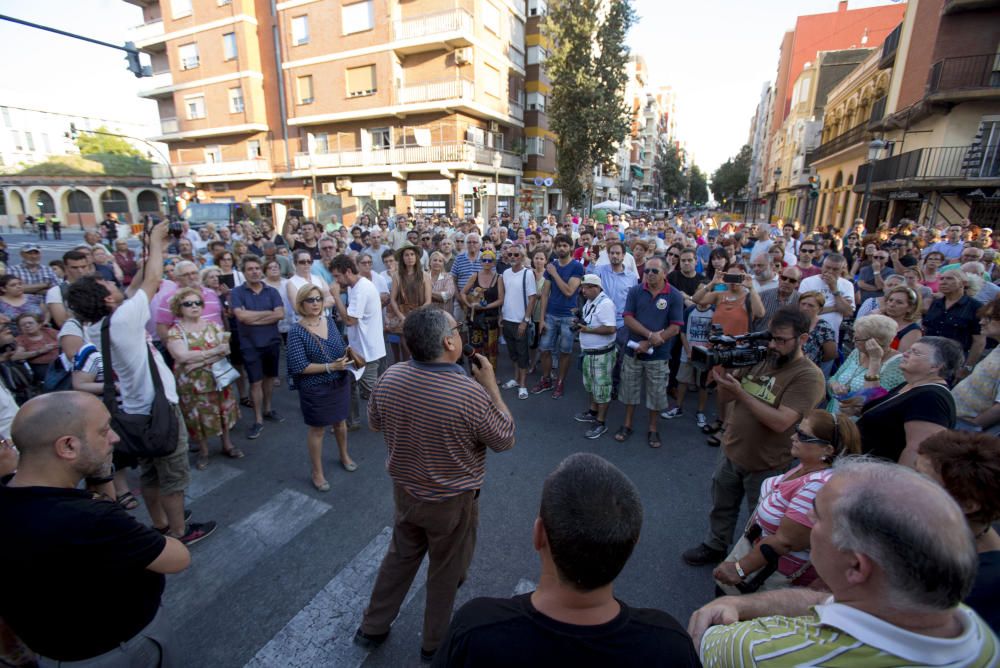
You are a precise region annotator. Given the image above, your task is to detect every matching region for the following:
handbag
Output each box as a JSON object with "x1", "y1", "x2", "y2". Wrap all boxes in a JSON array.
[
  {"x1": 101, "y1": 317, "x2": 178, "y2": 459},
  {"x1": 177, "y1": 322, "x2": 238, "y2": 390}
]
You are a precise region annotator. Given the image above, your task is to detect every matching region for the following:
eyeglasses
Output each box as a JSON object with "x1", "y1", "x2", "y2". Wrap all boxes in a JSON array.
[
  {"x1": 296, "y1": 260, "x2": 312, "y2": 265},
  {"x1": 181, "y1": 300, "x2": 204, "y2": 308},
  {"x1": 643, "y1": 267, "x2": 661, "y2": 274},
  {"x1": 302, "y1": 296, "x2": 323, "y2": 304},
  {"x1": 359, "y1": 259, "x2": 372, "y2": 265},
  {"x1": 794, "y1": 426, "x2": 830, "y2": 445},
  {"x1": 770, "y1": 334, "x2": 797, "y2": 344},
  {"x1": 779, "y1": 275, "x2": 799, "y2": 283},
  {"x1": 667, "y1": 253, "x2": 680, "y2": 259}
]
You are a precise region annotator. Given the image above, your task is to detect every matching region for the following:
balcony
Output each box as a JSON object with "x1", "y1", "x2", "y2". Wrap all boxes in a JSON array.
[
  {"x1": 129, "y1": 20, "x2": 166, "y2": 51},
  {"x1": 943, "y1": 0, "x2": 1000, "y2": 14},
  {"x1": 137, "y1": 71, "x2": 173, "y2": 98},
  {"x1": 391, "y1": 9, "x2": 473, "y2": 54},
  {"x1": 927, "y1": 53, "x2": 1000, "y2": 102},
  {"x1": 153, "y1": 159, "x2": 273, "y2": 183},
  {"x1": 396, "y1": 79, "x2": 473, "y2": 105},
  {"x1": 854, "y1": 144, "x2": 1000, "y2": 192},
  {"x1": 294, "y1": 142, "x2": 521, "y2": 173},
  {"x1": 808, "y1": 122, "x2": 870, "y2": 165},
  {"x1": 508, "y1": 97, "x2": 524, "y2": 121},
  {"x1": 878, "y1": 23, "x2": 901, "y2": 70},
  {"x1": 507, "y1": 46, "x2": 526, "y2": 70}
]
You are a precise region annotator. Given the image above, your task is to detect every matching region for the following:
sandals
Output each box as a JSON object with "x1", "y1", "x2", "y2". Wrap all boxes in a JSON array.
[
  {"x1": 706, "y1": 435, "x2": 722, "y2": 448},
  {"x1": 195, "y1": 455, "x2": 209, "y2": 470},
  {"x1": 648, "y1": 431, "x2": 661, "y2": 449},
  {"x1": 240, "y1": 397, "x2": 254, "y2": 408},
  {"x1": 117, "y1": 491, "x2": 140, "y2": 510},
  {"x1": 222, "y1": 447, "x2": 245, "y2": 459},
  {"x1": 613, "y1": 426, "x2": 633, "y2": 442},
  {"x1": 701, "y1": 419, "x2": 724, "y2": 435}
]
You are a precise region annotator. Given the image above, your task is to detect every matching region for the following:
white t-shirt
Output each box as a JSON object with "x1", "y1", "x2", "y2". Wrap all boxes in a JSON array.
[
  {"x1": 82, "y1": 290, "x2": 179, "y2": 413},
  {"x1": 0, "y1": 383, "x2": 17, "y2": 439},
  {"x1": 368, "y1": 271, "x2": 389, "y2": 295},
  {"x1": 45, "y1": 284, "x2": 64, "y2": 306},
  {"x1": 579, "y1": 293, "x2": 616, "y2": 350},
  {"x1": 798, "y1": 274, "x2": 856, "y2": 341},
  {"x1": 346, "y1": 276, "x2": 386, "y2": 362},
  {"x1": 500, "y1": 267, "x2": 537, "y2": 323}
]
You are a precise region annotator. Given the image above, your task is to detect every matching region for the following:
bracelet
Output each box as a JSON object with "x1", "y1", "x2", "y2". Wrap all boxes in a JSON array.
[
  {"x1": 324, "y1": 362, "x2": 330, "y2": 374},
  {"x1": 864, "y1": 374, "x2": 880, "y2": 381},
  {"x1": 734, "y1": 561, "x2": 746, "y2": 579}
]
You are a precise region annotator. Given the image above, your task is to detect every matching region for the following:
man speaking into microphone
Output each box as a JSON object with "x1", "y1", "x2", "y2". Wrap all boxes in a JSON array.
[{"x1": 355, "y1": 305, "x2": 515, "y2": 663}]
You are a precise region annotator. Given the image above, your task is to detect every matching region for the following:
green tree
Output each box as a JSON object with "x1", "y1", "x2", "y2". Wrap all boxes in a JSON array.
[
  {"x1": 711, "y1": 144, "x2": 751, "y2": 203},
  {"x1": 545, "y1": 0, "x2": 636, "y2": 208},
  {"x1": 655, "y1": 141, "x2": 687, "y2": 203},
  {"x1": 688, "y1": 164, "x2": 709, "y2": 204},
  {"x1": 75, "y1": 125, "x2": 145, "y2": 158}
]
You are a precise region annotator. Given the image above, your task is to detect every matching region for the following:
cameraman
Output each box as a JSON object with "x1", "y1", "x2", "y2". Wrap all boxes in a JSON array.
[{"x1": 682, "y1": 306, "x2": 825, "y2": 567}]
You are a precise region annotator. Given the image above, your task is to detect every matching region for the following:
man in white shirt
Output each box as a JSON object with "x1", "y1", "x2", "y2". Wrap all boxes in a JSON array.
[
  {"x1": 797, "y1": 253, "x2": 855, "y2": 342},
  {"x1": 65, "y1": 222, "x2": 216, "y2": 546},
  {"x1": 499, "y1": 246, "x2": 537, "y2": 399},
  {"x1": 573, "y1": 275, "x2": 618, "y2": 440},
  {"x1": 781, "y1": 222, "x2": 800, "y2": 266},
  {"x1": 330, "y1": 254, "x2": 386, "y2": 430}
]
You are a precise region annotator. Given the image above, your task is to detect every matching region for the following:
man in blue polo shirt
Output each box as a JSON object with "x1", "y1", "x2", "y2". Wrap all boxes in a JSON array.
[
  {"x1": 531, "y1": 234, "x2": 585, "y2": 400},
  {"x1": 922, "y1": 223, "x2": 965, "y2": 261},
  {"x1": 230, "y1": 255, "x2": 286, "y2": 439},
  {"x1": 613, "y1": 256, "x2": 684, "y2": 449}
]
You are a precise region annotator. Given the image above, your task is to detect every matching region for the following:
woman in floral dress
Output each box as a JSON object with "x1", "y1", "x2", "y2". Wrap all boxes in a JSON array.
[{"x1": 166, "y1": 286, "x2": 242, "y2": 470}]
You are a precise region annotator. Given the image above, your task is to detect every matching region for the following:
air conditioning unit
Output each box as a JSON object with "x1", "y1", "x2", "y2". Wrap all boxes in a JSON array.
[
  {"x1": 488, "y1": 121, "x2": 500, "y2": 133},
  {"x1": 335, "y1": 177, "x2": 353, "y2": 191},
  {"x1": 455, "y1": 47, "x2": 472, "y2": 65}
]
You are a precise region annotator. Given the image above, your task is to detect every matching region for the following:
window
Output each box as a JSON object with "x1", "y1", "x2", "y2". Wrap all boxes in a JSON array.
[
  {"x1": 228, "y1": 87, "x2": 245, "y2": 113},
  {"x1": 297, "y1": 75, "x2": 314, "y2": 104},
  {"x1": 527, "y1": 0, "x2": 547, "y2": 16},
  {"x1": 10, "y1": 131, "x2": 22, "y2": 151},
  {"x1": 483, "y1": 64, "x2": 500, "y2": 98},
  {"x1": 185, "y1": 94, "x2": 206, "y2": 119},
  {"x1": 527, "y1": 45, "x2": 546, "y2": 65},
  {"x1": 509, "y1": 18, "x2": 525, "y2": 52},
  {"x1": 204, "y1": 146, "x2": 222, "y2": 163},
  {"x1": 222, "y1": 32, "x2": 237, "y2": 61},
  {"x1": 291, "y1": 15, "x2": 309, "y2": 46},
  {"x1": 346, "y1": 64, "x2": 376, "y2": 97},
  {"x1": 526, "y1": 136, "x2": 545, "y2": 156},
  {"x1": 483, "y1": 1, "x2": 500, "y2": 36},
  {"x1": 171, "y1": 0, "x2": 192, "y2": 19},
  {"x1": 371, "y1": 127, "x2": 391, "y2": 149},
  {"x1": 342, "y1": 0, "x2": 374, "y2": 35},
  {"x1": 25, "y1": 132, "x2": 34, "y2": 151},
  {"x1": 1, "y1": 107, "x2": 10, "y2": 127},
  {"x1": 247, "y1": 140, "x2": 261, "y2": 159},
  {"x1": 527, "y1": 91, "x2": 545, "y2": 112},
  {"x1": 178, "y1": 43, "x2": 199, "y2": 70},
  {"x1": 312, "y1": 132, "x2": 329, "y2": 154}
]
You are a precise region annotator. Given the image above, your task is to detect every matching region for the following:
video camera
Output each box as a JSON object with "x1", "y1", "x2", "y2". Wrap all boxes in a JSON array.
[{"x1": 690, "y1": 325, "x2": 772, "y2": 371}]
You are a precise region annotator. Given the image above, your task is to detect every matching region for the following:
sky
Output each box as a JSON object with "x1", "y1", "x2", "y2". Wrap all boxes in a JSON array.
[{"x1": 0, "y1": 0, "x2": 902, "y2": 174}]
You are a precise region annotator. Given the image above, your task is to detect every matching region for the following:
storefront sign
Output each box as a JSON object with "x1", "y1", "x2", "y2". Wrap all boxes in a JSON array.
[
  {"x1": 888, "y1": 191, "x2": 922, "y2": 200},
  {"x1": 406, "y1": 179, "x2": 452, "y2": 196},
  {"x1": 351, "y1": 181, "x2": 400, "y2": 198}
]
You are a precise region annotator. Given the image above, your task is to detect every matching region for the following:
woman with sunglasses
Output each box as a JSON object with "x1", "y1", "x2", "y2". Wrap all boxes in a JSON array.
[
  {"x1": 287, "y1": 284, "x2": 357, "y2": 491},
  {"x1": 713, "y1": 409, "x2": 861, "y2": 594},
  {"x1": 461, "y1": 249, "x2": 505, "y2": 369},
  {"x1": 166, "y1": 287, "x2": 242, "y2": 470},
  {"x1": 826, "y1": 314, "x2": 904, "y2": 414}
]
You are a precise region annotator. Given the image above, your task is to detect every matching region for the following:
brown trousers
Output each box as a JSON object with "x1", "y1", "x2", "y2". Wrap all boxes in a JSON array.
[{"x1": 360, "y1": 483, "x2": 478, "y2": 652}]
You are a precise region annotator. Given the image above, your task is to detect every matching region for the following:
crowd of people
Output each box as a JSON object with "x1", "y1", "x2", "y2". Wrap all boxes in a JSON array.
[{"x1": 0, "y1": 207, "x2": 998, "y2": 667}]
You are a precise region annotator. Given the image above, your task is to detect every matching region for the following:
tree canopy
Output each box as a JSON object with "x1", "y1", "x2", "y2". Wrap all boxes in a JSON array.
[
  {"x1": 689, "y1": 164, "x2": 709, "y2": 204},
  {"x1": 75, "y1": 126, "x2": 146, "y2": 158},
  {"x1": 711, "y1": 144, "x2": 751, "y2": 203},
  {"x1": 655, "y1": 140, "x2": 687, "y2": 204}
]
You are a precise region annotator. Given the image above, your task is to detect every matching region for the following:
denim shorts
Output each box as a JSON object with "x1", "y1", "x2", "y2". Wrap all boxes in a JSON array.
[{"x1": 539, "y1": 314, "x2": 575, "y2": 355}]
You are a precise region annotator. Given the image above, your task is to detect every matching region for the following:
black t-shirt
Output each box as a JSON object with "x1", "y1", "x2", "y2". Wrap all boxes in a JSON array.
[
  {"x1": 101, "y1": 218, "x2": 118, "y2": 240},
  {"x1": 968, "y1": 550, "x2": 1000, "y2": 634},
  {"x1": 431, "y1": 593, "x2": 700, "y2": 668},
  {"x1": 667, "y1": 270, "x2": 705, "y2": 299},
  {"x1": 856, "y1": 383, "x2": 956, "y2": 462},
  {"x1": 0, "y1": 483, "x2": 166, "y2": 661},
  {"x1": 292, "y1": 239, "x2": 321, "y2": 260}
]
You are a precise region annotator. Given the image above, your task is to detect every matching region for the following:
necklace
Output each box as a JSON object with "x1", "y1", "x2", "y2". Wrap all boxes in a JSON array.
[{"x1": 301, "y1": 317, "x2": 323, "y2": 328}]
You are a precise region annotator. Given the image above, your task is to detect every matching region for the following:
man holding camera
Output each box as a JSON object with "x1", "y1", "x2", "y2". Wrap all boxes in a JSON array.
[{"x1": 682, "y1": 306, "x2": 825, "y2": 567}]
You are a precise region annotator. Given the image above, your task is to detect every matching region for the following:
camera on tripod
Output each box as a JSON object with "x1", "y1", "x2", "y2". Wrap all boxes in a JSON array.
[{"x1": 690, "y1": 325, "x2": 772, "y2": 371}]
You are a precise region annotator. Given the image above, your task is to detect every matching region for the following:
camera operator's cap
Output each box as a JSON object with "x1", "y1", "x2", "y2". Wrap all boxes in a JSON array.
[
  {"x1": 581, "y1": 274, "x2": 603, "y2": 289},
  {"x1": 21, "y1": 242, "x2": 41, "y2": 252}
]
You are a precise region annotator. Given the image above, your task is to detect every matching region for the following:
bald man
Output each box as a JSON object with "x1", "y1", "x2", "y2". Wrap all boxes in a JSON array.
[{"x1": 0, "y1": 392, "x2": 190, "y2": 666}]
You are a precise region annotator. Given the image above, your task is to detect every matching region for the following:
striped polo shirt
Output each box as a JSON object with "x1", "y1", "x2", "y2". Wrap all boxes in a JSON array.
[
  {"x1": 450, "y1": 252, "x2": 482, "y2": 293},
  {"x1": 368, "y1": 360, "x2": 515, "y2": 501},
  {"x1": 701, "y1": 600, "x2": 998, "y2": 667}
]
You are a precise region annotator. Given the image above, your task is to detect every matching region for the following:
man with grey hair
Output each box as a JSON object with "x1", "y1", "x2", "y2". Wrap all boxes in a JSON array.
[
  {"x1": 962, "y1": 262, "x2": 999, "y2": 304},
  {"x1": 354, "y1": 305, "x2": 514, "y2": 663},
  {"x1": 688, "y1": 458, "x2": 997, "y2": 665}
]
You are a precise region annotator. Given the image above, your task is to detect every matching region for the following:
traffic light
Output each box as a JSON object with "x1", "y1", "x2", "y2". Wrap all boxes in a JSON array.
[
  {"x1": 808, "y1": 175, "x2": 819, "y2": 199},
  {"x1": 124, "y1": 41, "x2": 151, "y2": 78},
  {"x1": 472, "y1": 186, "x2": 480, "y2": 198}
]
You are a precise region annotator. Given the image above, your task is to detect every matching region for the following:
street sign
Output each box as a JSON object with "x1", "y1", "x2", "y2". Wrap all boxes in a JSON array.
[
  {"x1": 533, "y1": 177, "x2": 544, "y2": 187},
  {"x1": 543, "y1": 177, "x2": 554, "y2": 187}
]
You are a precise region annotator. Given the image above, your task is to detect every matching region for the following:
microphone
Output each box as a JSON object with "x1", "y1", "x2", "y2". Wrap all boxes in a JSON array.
[{"x1": 462, "y1": 343, "x2": 482, "y2": 370}]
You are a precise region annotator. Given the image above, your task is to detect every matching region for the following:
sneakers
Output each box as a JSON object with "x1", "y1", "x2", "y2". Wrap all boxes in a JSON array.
[
  {"x1": 552, "y1": 381, "x2": 565, "y2": 399},
  {"x1": 353, "y1": 628, "x2": 390, "y2": 650},
  {"x1": 530, "y1": 377, "x2": 553, "y2": 394},
  {"x1": 518, "y1": 387, "x2": 529, "y2": 400},
  {"x1": 574, "y1": 410, "x2": 597, "y2": 423},
  {"x1": 155, "y1": 509, "x2": 193, "y2": 534},
  {"x1": 263, "y1": 410, "x2": 285, "y2": 423},
  {"x1": 178, "y1": 521, "x2": 217, "y2": 547},
  {"x1": 585, "y1": 423, "x2": 608, "y2": 439},
  {"x1": 500, "y1": 379, "x2": 519, "y2": 390},
  {"x1": 696, "y1": 412, "x2": 708, "y2": 428},
  {"x1": 247, "y1": 422, "x2": 264, "y2": 440},
  {"x1": 660, "y1": 407, "x2": 684, "y2": 419},
  {"x1": 682, "y1": 543, "x2": 726, "y2": 567}
]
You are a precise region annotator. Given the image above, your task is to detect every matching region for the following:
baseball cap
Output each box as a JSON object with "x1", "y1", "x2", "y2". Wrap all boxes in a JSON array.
[
  {"x1": 21, "y1": 243, "x2": 41, "y2": 252},
  {"x1": 581, "y1": 274, "x2": 603, "y2": 289}
]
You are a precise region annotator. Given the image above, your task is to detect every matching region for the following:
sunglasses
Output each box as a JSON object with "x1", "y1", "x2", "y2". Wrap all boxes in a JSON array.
[
  {"x1": 302, "y1": 296, "x2": 323, "y2": 304},
  {"x1": 794, "y1": 426, "x2": 830, "y2": 445},
  {"x1": 481, "y1": 258, "x2": 495, "y2": 263},
  {"x1": 296, "y1": 260, "x2": 312, "y2": 265},
  {"x1": 779, "y1": 275, "x2": 799, "y2": 283},
  {"x1": 181, "y1": 300, "x2": 204, "y2": 308},
  {"x1": 643, "y1": 267, "x2": 661, "y2": 274}
]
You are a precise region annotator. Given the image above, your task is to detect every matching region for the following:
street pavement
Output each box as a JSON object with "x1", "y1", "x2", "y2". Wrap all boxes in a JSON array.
[{"x1": 8, "y1": 232, "x2": 733, "y2": 667}]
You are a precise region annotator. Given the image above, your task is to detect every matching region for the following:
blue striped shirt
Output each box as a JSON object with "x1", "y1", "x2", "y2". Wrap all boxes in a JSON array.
[{"x1": 450, "y1": 253, "x2": 482, "y2": 293}]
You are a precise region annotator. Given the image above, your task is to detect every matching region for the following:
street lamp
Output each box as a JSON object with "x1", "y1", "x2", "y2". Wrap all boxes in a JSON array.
[
  {"x1": 491, "y1": 151, "x2": 502, "y2": 218},
  {"x1": 767, "y1": 167, "x2": 782, "y2": 224},
  {"x1": 861, "y1": 139, "x2": 889, "y2": 230}
]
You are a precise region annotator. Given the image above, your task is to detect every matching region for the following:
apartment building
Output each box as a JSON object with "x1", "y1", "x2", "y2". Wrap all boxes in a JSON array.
[
  {"x1": 126, "y1": 0, "x2": 527, "y2": 224},
  {"x1": 520, "y1": 0, "x2": 559, "y2": 217},
  {"x1": 855, "y1": 0, "x2": 1000, "y2": 228}
]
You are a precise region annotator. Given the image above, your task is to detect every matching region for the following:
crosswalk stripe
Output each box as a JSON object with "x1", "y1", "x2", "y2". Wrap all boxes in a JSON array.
[
  {"x1": 128, "y1": 462, "x2": 244, "y2": 528},
  {"x1": 245, "y1": 525, "x2": 429, "y2": 668},
  {"x1": 164, "y1": 489, "x2": 331, "y2": 626}
]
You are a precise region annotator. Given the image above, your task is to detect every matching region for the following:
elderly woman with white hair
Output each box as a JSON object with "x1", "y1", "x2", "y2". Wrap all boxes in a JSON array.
[
  {"x1": 826, "y1": 314, "x2": 905, "y2": 414},
  {"x1": 923, "y1": 269, "x2": 986, "y2": 381}
]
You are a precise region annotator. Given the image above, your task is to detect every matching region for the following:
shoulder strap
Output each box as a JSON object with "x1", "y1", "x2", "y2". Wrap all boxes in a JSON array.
[
  {"x1": 101, "y1": 316, "x2": 165, "y2": 413},
  {"x1": 521, "y1": 268, "x2": 528, "y2": 310}
]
